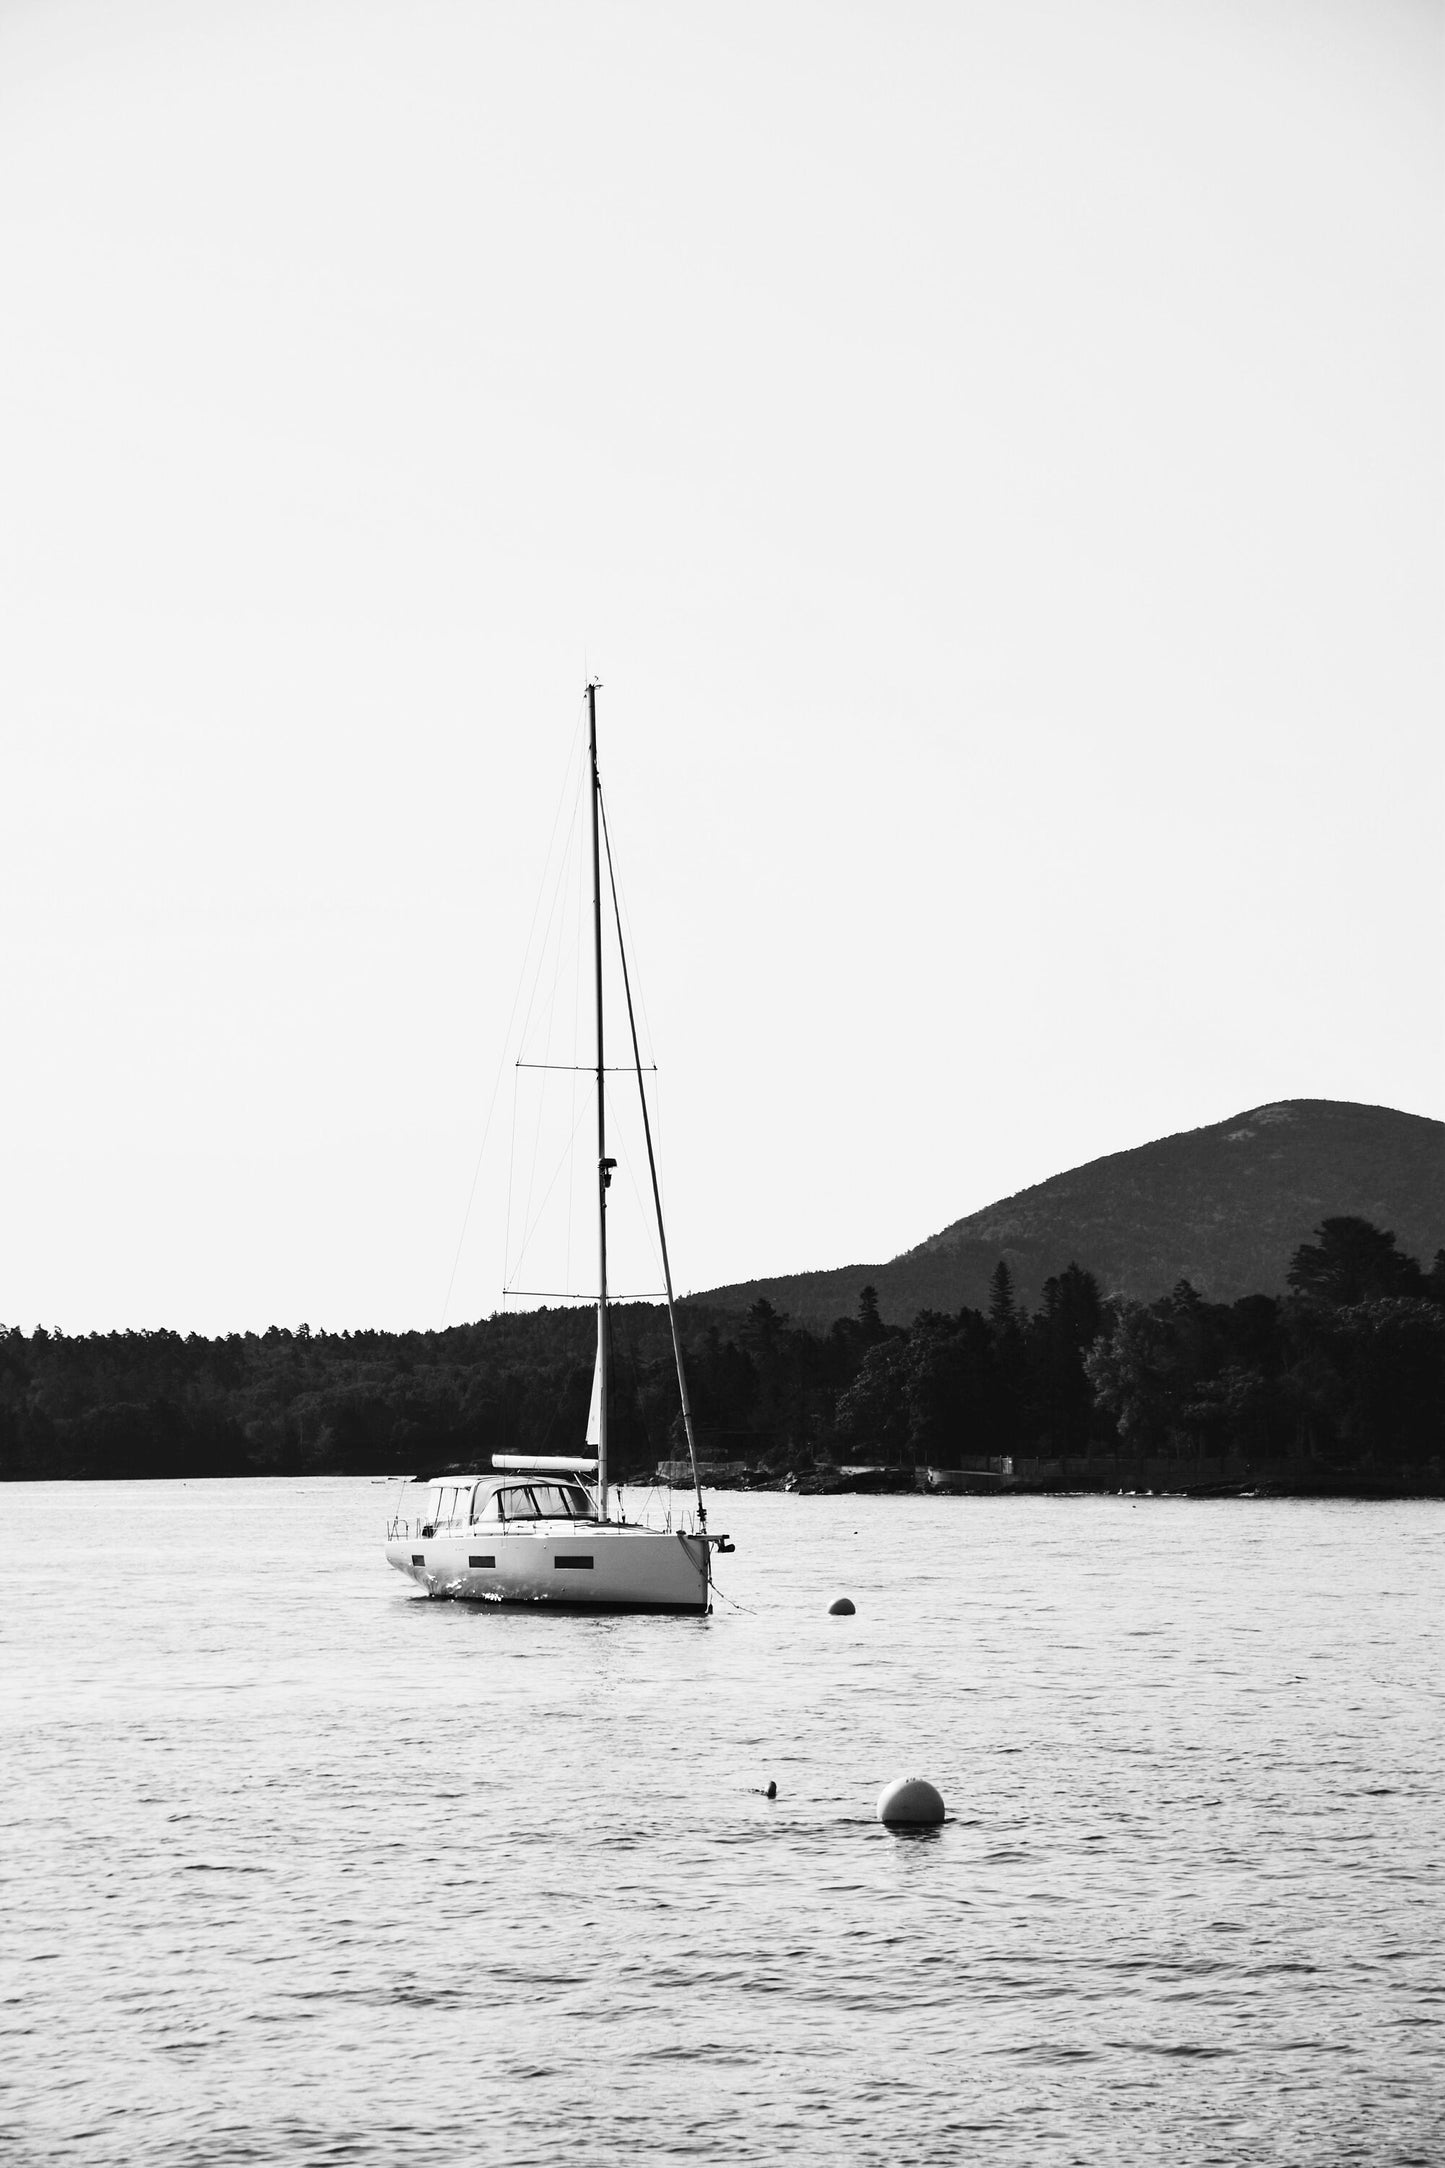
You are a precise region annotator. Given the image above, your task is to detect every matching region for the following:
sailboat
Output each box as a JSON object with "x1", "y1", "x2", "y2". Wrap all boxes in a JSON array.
[{"x1": 383, "y1": 683, "x2": 731, "y2": 1613}]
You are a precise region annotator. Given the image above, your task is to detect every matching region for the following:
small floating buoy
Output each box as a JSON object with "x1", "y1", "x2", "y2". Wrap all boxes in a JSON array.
[
  {"x1": 828, "y1": 1596, "x2": 856, "y2": 1615},
  {"x1": 877, "y1": 1775, "x2": 945, "y2": 1826},
  {"x1": 765, "y1": 1780, "x2": 776, "y2": 1799}
]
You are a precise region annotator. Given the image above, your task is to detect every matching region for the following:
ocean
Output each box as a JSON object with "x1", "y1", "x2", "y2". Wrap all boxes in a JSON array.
[{"x1": 2, "y1": 1480, "x2": 1441, "y2": 2165}]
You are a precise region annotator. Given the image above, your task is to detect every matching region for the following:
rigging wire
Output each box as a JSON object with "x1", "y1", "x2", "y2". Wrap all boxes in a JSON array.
[
  {"x1": 506, "y1": 1100, "x2": 592, "y2": 1294},
  {"x1": 598, "y1": 781, "x2": 706, "y2": 1527},
  {"x1": 511, "y1": 726, "x2": 587, "y2": 1063},
  {"x1": 501, "y1": 728, "x2": 665, "y2": 1315},
  {"x1": 516, "y1": 764, "x2": 586, "y2": 1290},
  {"x1": 603, "y1": 1074, "x2": 667, "y2": 1292},
  {"x1": 440, "y1": 699, "x2": 587, "y2": 1327},
  {"x1": 501, "y1": 1077, "x2": 520, "y2": 1312},
  {"x1": 597, "y1": 779, "x2": 659, "y2": 1064},
  {"x1": 601, "y1": 788, "x2": 667, "y2": 1218},
  {"x1": 566, "y1": 794, "x2": 583, "y2": 1303}
]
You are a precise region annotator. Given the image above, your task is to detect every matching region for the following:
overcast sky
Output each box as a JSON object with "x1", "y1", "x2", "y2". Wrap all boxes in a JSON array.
[{"x1": 2, "y1": 0, "x2": 1439, "y2": 1336}]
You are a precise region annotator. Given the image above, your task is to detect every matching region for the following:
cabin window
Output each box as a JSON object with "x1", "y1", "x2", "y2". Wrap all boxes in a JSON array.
[
  {"x1": 522, "y1": 1483, "x2": 596, "y2": 1518},
  {"x1": 471, "y1": 1490, "x2": 500, "y2": 1524},
  {"x1": 485, "y1": 1482, "x2": 594, "y2": 1520}
]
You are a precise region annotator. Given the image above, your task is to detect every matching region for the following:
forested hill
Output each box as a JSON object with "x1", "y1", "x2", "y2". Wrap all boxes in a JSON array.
[
  {"x1": 5, "y1": 1216, "x2": 1443, "y2": 1489},
  {"x1": 697, "y1": 1100, "x2": 1445, "y2": 1328}
]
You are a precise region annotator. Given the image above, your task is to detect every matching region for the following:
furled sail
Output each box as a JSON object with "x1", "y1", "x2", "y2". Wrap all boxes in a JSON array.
[{"x1": 584, "y1": 1333, "x2": 603, "y2": 1448}]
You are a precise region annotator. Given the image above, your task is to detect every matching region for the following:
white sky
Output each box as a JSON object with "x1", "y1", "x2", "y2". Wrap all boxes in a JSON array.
[{"x1": 1, "y1": 0, "x2": 1439, "y2": 1335}]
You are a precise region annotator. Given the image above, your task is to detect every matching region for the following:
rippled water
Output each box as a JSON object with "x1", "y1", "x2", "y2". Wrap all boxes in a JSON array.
[{"x1": 2, "y1": 1482, "x2": 1441, "y2": 2165}]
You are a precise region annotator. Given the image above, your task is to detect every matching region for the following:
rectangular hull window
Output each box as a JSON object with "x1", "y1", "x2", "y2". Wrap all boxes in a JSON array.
[
  {"x1": 554, "y1": 1556, "x2": 594, "y2": 1571},
  {"x1": 469, "y1": 1555, "x2": 496, "y2": 1569}
]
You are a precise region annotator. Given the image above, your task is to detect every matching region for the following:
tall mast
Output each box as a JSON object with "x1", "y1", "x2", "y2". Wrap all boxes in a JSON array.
[
  {"x1": 597, "y1": 792, "x2": 708, "y2": 1534},
  {"x1": 587, "y1": 681, "x2": 612, "y2": 1515}
]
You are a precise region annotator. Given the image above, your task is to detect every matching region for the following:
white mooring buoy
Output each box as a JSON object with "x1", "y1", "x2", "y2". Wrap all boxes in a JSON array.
[
  {"x1": 877, "y1": 1775, "x2": 945, "y2": 1826},
  {"x1": 828, "y1": 1596, "x2": 856, "y2": 1615}
]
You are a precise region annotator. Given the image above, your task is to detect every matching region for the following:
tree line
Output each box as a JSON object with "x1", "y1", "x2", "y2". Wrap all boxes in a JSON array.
[{"x1": 2, "y1": 1218, "x2": 1441, "y2": 1491}]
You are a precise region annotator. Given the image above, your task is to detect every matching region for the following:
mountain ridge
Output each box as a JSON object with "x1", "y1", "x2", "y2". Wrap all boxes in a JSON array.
[{"x1": 691, "y1": 1099, "x2": 1445, "y2": 1328}]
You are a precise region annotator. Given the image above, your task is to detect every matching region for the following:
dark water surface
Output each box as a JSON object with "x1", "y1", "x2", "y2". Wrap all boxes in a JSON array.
[{"x1": 2, "y1": 1482, "x2": 1441, "y2": 2165}]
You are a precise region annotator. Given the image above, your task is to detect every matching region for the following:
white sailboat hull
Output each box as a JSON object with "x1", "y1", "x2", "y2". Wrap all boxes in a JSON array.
[{"x1": 386, "y1": 1520, "x2": 711, "y2": 1613}]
